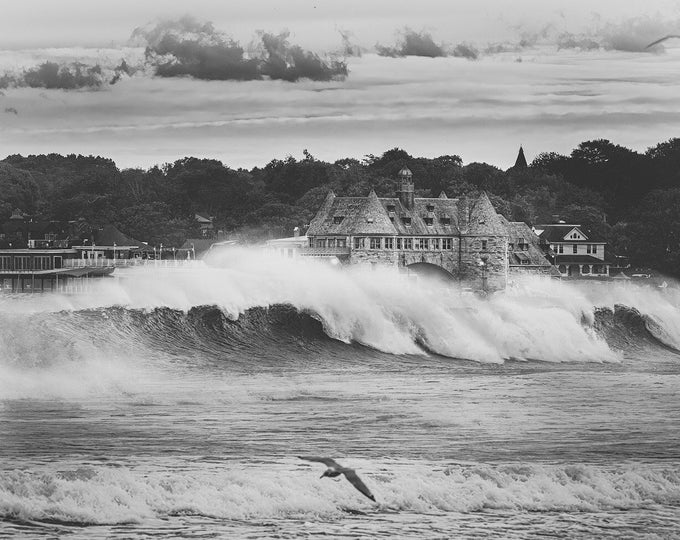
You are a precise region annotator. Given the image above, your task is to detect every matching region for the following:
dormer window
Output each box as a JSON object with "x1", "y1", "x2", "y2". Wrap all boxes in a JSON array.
[
  {"x1": 440, "y1": 217, "x2": 451, "y2": 225},
  {"x1": 424, "y1": 217, "x2": 434, "y2": 226},
  {"x1": 387, "y1": 204, "x2": 396, "y2": 212},
  {"x1": 402, "y1": 217, "x2": 412, "y2": 226},
  {"x1": 426, "y1": 204, "x2": 435, "y2": 212},
  {"x1": 333, "y1": 216, "x2": 344, "y2": 224}
]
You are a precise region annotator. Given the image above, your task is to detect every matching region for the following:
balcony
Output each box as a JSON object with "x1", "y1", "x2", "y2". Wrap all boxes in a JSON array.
[{"x1": 300, "y1": 246, "x2": 350, "y2": 257}]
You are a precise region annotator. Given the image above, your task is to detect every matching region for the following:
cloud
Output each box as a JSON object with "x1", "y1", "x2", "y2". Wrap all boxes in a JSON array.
[{"x1": 136, "y1": 16, "x2": 347, "y2": 82}]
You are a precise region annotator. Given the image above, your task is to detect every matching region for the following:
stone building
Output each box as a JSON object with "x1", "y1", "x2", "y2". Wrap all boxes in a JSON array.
[
  {"x1": 305, "y1": 167, "x2": 510, "y2": 291},
  {"x1": 501, "y1": 218, "x2": 561, "y2": 278}
]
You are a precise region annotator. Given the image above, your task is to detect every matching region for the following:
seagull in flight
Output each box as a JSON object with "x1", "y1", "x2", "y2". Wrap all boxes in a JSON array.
[
  {"x1": 645, "y1": 35, "x2": 680, "y2": 49},
  {"x1": 298, "y1": 456, "x2": 376, "y2": 502}
]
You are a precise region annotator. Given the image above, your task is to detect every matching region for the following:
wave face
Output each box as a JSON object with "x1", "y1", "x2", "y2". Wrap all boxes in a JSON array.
[{"x1": 1, "y1": 249, "x2": 679, "y2": 377}]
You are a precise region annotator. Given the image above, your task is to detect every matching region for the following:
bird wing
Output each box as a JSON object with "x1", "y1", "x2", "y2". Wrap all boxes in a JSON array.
[
  {"x1": 298, "y1": 456, "x2": 341, "y2": 468},
  {"x1": 342, "y1": 469, "x2": 376, "y2": 502},
  {"x1": 645, "y1": 35, "x2": 680, "y2": 49}
]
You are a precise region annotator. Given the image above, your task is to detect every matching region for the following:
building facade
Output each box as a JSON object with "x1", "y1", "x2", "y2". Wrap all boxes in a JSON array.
[
  {"x1": 304, "y1": 167, "x2": 510, "y2": 291},
  {"x1": 535, "y1": 223, "x2": 610, "y2": 277}
]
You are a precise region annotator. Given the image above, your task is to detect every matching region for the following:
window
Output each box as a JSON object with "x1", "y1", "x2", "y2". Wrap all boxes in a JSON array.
[
  {"x1": 386, "y1": 204, "x2": 396, "y2": 212},
  {"x1": 384, "y1": 237, "x2": 394, "y2": 249},
  {"x1": 432, "y1": 238, "x2": 440, "y2": 250},
  {"x1": 422, "y1": 238, "x2": 430, "y2": 250},
  {"x1": 327, "y1": 238, "x2": 336, "y2": 248},
  {"x1": 333, "y1": 216, "x2": 344, "y2": 224},
  {"x1": 440, "y1": 217, "x2": 451, "y2": 225},
  {"x1": 403, "y1": 238, "x2": 413, "y2": 250},
  {"x1": 15, "y1": 256, "x2": 30, "y2": 270},
  {"x1": 592, "y1": 245, "x2": 597, "y2": 254},
  {"x1": 0, "y1": 257, "x2": 10, "y2": 270},
  {"x1": 337, "y1": 239, "x2": 347, "y2": 248},
  {"x1": 370, "y1": 237, "x2": 381, "y2": 249},
  {"x1": 413, "y1": 238, "x2": 422, "y2": 250},
  {"x1": 509, "y1": 243, "x2": 514, "y2": 250},
  {"x1": 442, "y1": 238, "x2": 452, "y2": 250},
  {"x1": 402, "y1": 217, "x2": 412, "y2": 226},
  {"x1": 587, "y1": 244, "x2": 592, "y2": 254},
  {"x1": 34, "y1": 256, "x2": 51, "y2": 270},
  {"x1": 424, "y1": 217, "x2": 434, "y2": 226},
  {"x1": 396, "y1": 238, "x2": 402, "y2": 250},
  {"x1": 481, "y1": 239, "x2": 488, "y2": 250},
  {"x1": 353, "y1": 237, "x2": 363, "y2": 249},
  {"x1": 426, "y1": 204, "x2": 435, "y2": 212},
  {"x1": 318, "y1": 239, "x2": 327, "y2": 248},
  {"x1": 573, "y1": 244, "x2": 577, "y2": 254},
  {"x1": 557, "y1": 245, "x2": 564, "y2": 254}
]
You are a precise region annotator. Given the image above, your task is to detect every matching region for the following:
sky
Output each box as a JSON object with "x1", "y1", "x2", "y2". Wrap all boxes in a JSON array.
[{"x1": 0, "y1": 0, "x2": 679, "y2": 169}]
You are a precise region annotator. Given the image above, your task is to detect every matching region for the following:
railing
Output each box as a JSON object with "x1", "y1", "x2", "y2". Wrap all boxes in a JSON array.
[
  {"x1": 62, "y1": 258, "x2": 202, "y2": 269},
  {"x1": 300, "y1": 247, "x2": 351, "y2": 256}
]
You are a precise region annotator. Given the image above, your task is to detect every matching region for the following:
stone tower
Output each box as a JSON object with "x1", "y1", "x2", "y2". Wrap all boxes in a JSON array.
[{"x1": 397, "y1": 166, "x2": 414, "y2": 210}]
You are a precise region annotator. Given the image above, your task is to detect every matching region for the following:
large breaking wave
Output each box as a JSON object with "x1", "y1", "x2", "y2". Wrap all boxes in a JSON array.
[{"x1": 0, "y1": 248, "x2": 678, "y2": 400}]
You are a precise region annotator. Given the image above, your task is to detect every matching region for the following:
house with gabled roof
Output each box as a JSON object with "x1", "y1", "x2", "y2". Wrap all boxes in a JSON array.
[
  {"x1": 305, "y1": 167, "x2": 510, "y2": 291},
  {"x1": 534, "y1": 223, "x2": 610, "y2": 277}
]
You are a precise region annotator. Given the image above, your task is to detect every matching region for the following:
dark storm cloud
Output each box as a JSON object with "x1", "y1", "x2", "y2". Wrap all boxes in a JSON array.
[{"x1": 136, "y1": 16, "x2": 347, "y2": 82}]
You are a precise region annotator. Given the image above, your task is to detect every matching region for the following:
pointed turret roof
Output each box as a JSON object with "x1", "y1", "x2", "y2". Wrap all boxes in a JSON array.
[
  {"x1": 514, "y1": 146, "x2": 528, "y2": 169},
  {"x1": 460, "y1": 192, "x2": 508, "y2": 236}
]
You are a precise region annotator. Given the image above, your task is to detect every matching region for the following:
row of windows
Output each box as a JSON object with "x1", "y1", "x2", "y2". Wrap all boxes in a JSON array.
[
  {"x1": 310, "y1": 238, "x2": 348, "y2": 248},
  {"x1": 552, "y1": 244, "x2": 599, "y2": 254},
  {"x1": 0, "y1": 256, "x2": 53, "y2": 271},
  {"x1": 351, "y1": 237, "x2": 458, "y2": 251}
]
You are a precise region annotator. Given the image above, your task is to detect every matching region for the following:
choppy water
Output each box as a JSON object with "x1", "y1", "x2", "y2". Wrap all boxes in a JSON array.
[{"x1": 1, "y1": 250, "x2": 679, "y2": 539}]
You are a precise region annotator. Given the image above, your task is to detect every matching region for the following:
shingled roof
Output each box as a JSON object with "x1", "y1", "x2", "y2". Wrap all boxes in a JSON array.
[
  {"x1": 536, "y1": 224, "x2": 605, "y2": 243},
  {"x1": 306, "y1": 191, "x2": 397, "y2": 236},
  {"x1": 307, "y1": 190, "x2": 506, "y2": 237},
  {"x1": 502, "y1": 218, "x2": 557, "y2": 271}
]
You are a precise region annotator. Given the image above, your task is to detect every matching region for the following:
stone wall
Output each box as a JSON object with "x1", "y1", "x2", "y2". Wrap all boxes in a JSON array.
[
  {"x1": 344, "y1": 234, "x2": 508, "y2": 291},
  {"x1": 457, "y1": 235, "x2": 508, "y2": 291}
]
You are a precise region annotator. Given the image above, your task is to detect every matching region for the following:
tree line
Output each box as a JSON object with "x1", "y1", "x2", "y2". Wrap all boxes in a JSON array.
[{"x1": 0, "y1": 138, "x2": 678, "y2": 275}]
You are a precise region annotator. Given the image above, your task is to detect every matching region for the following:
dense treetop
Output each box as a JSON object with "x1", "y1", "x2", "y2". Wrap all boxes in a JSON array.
[{"x1": 1, "y1": 137, "x2": 678, "y2": 275}]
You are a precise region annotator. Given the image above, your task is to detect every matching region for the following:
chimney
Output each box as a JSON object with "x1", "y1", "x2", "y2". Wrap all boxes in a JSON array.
[
  {"x1": 397, "y1": 167, "x2": 414, "y2": 210},
  {"x1": 293, "y1": 226, "x2": 300, "y2": 238}
]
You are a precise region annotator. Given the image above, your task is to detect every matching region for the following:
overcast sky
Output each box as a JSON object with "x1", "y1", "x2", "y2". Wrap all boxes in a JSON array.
[
  {"x1": 1, "y1": 0, "x2": 677, "y2": 49},
  {"x1": 0, "y1": 1, "x2": 679, "y2": 169}
]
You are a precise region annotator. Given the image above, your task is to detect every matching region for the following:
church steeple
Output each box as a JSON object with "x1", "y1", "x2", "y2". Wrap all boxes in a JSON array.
[{"x1": 514, "y1": 146, "x2": 528, "y2": 169}]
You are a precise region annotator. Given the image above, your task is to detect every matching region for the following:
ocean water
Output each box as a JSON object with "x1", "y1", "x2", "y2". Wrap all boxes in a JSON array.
[{"x1": 1, "y1": 250, "x2": 679, "y2": 539}]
